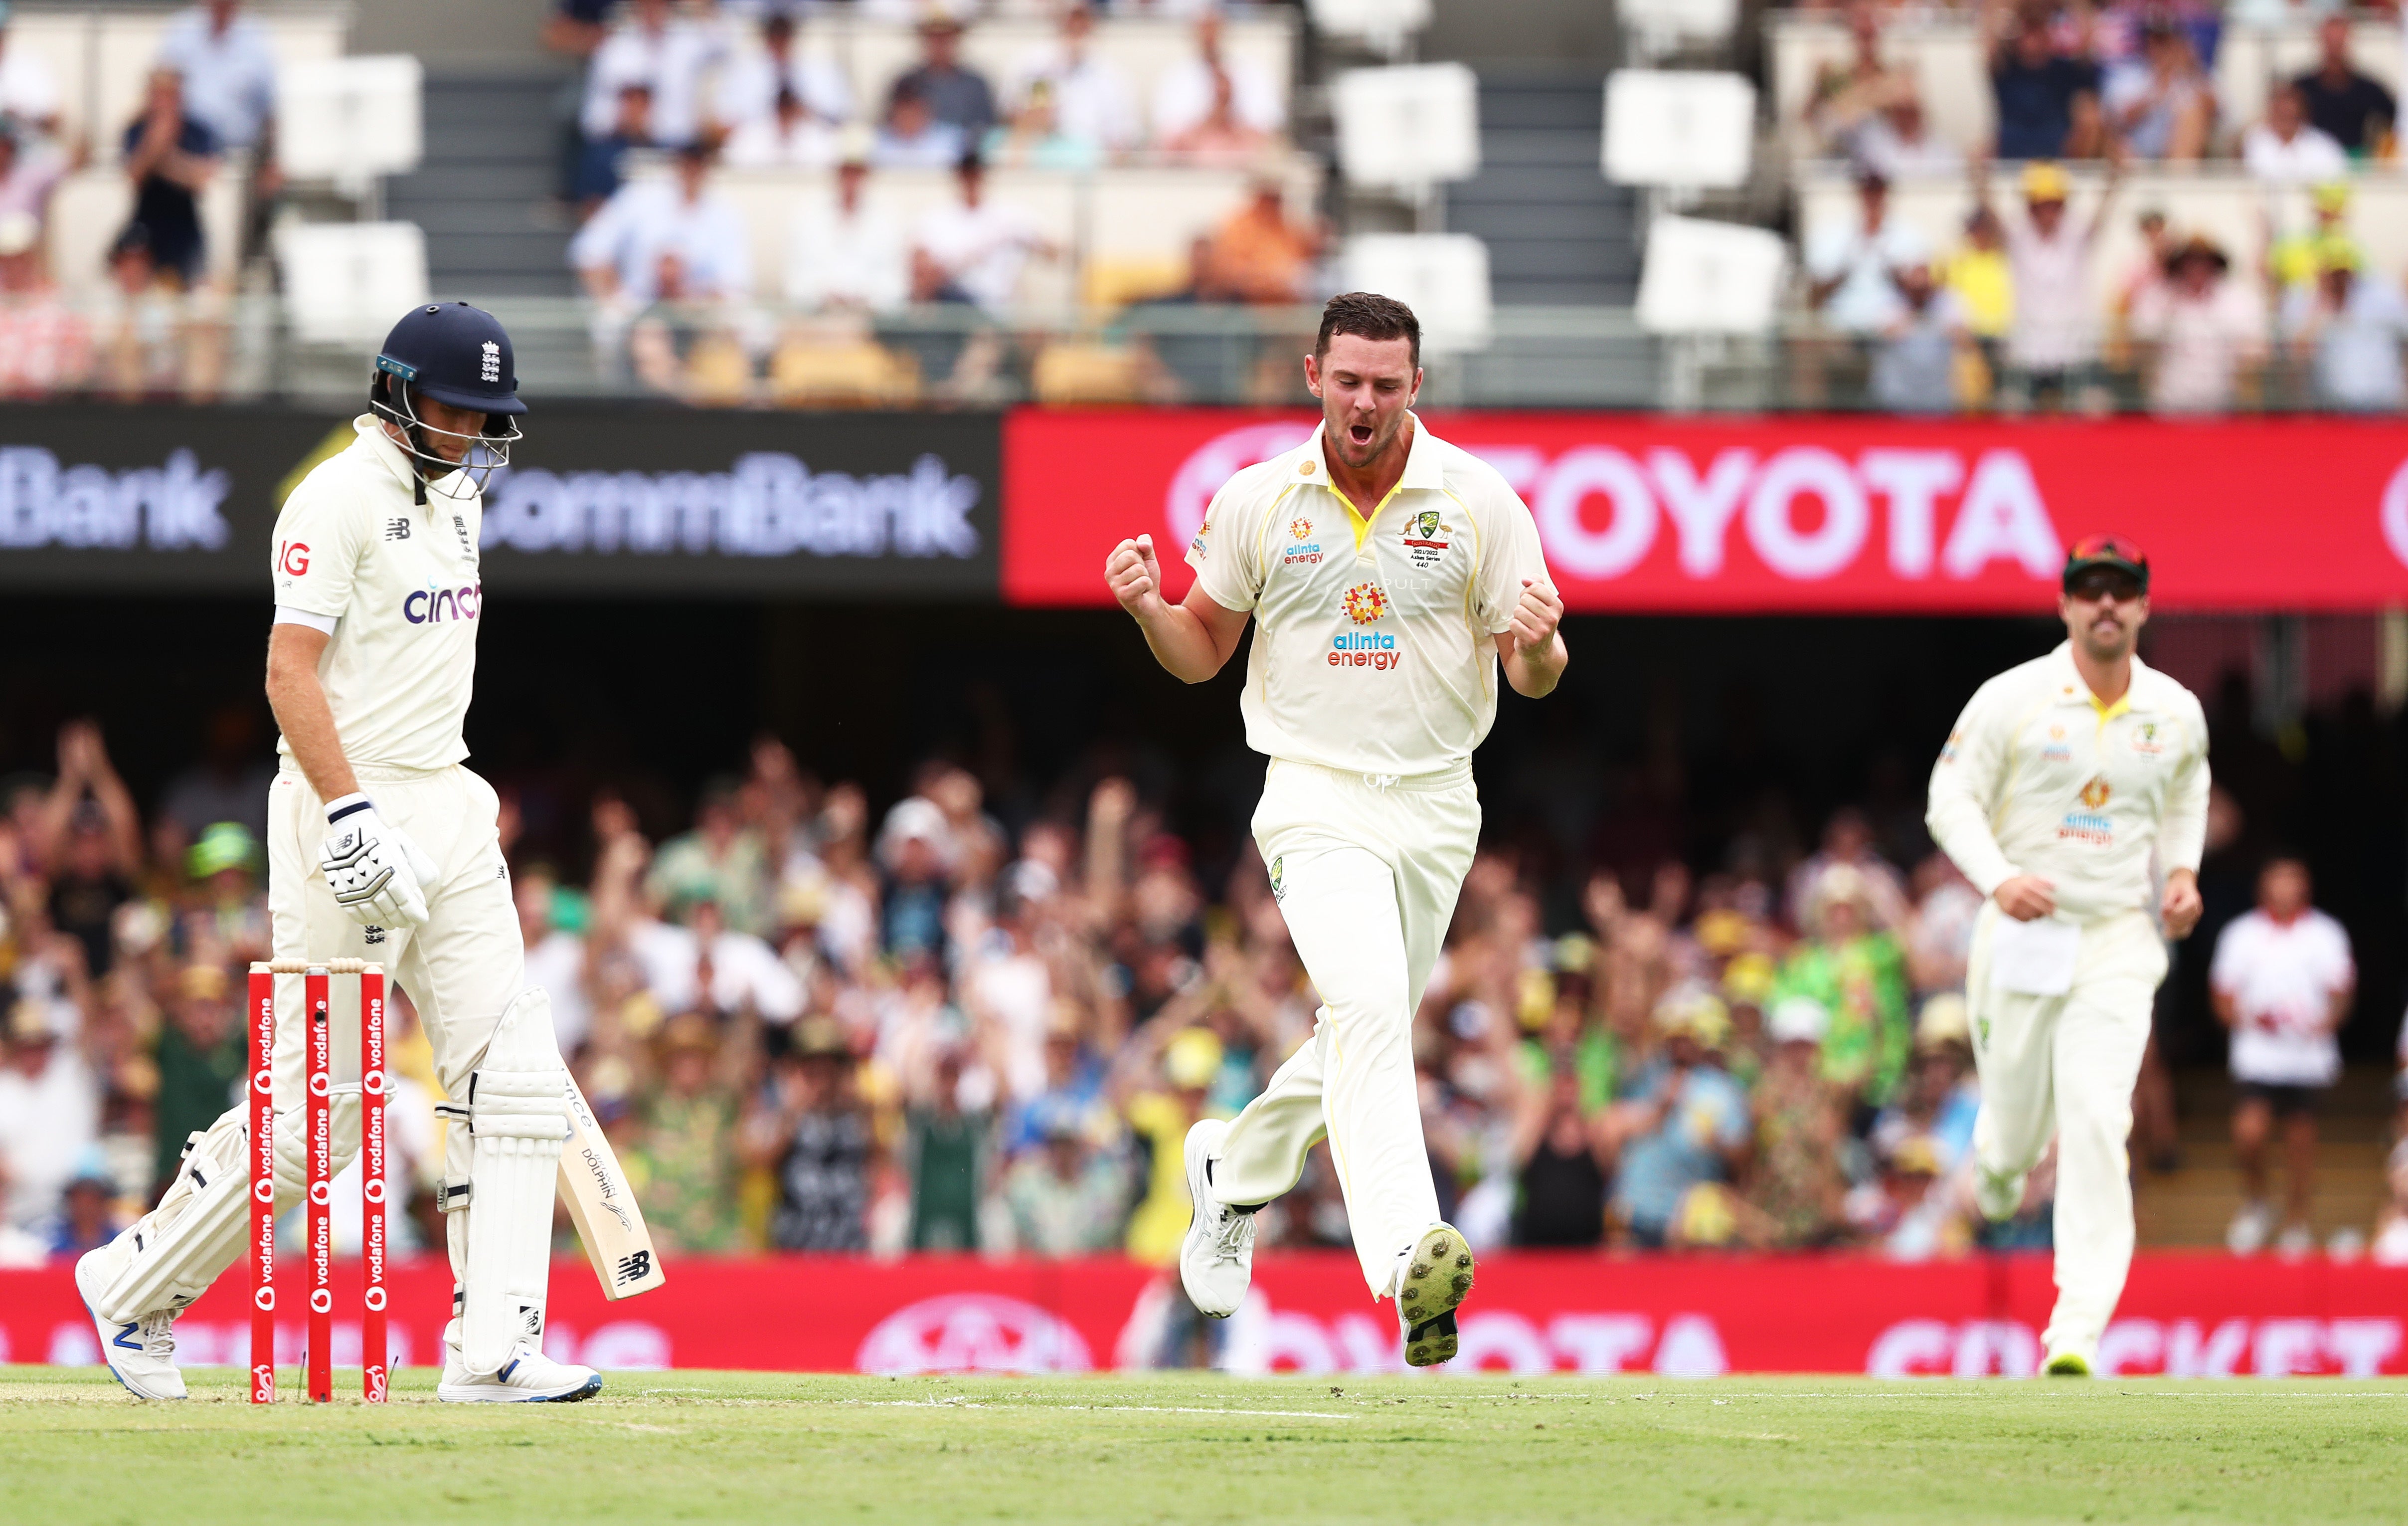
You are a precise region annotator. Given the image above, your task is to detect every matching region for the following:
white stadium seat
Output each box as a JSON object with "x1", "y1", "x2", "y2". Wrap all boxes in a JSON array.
[
  {"x1": 1333, "y1": 62, "x2": 1482, "y2": 193},
  {"x1": 1636, "y1": 215, "x2": 1787, "y2": 335},
  {"x1": 275, "y1": 221, "x2": 430, "y2": 346},
  {"x1": 1604, "y1": 70, "x2": 1756, "y2": 191},
  {"x1": 1343, "y1": 232, "x2": 1493, "y2": 352},
  {"x1": 276, "y1": 55, "x2": 424, "y2": 191}
]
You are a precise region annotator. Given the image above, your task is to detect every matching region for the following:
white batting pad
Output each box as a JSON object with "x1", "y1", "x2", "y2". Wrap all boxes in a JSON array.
[{"x1": 461, "y1": 989, "x2": 572, "y2": 1375}]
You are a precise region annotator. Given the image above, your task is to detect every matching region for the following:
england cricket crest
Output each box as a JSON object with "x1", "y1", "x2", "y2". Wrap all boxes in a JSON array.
[{"x1": 1401, "y1": 508, "x2": 1451, "y2": 571}]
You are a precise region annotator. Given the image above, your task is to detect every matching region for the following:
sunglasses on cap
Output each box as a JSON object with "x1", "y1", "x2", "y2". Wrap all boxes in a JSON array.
[{"x1": 2062, "y1": 534, "x2": 2149, "y2": 596}]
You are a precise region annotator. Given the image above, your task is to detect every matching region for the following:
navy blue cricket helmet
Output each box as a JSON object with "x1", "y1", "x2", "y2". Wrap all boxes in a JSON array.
[
  {"x1": 369, "y1": 301, "x2": 524, "y2": 499},
  {"x1": 375, "y1": 301, "x2": 526, "y2": 416}
]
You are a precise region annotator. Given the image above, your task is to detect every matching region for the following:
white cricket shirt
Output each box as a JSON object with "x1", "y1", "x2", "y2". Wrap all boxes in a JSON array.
[
  {"x1": 2211, "y1": 907, "x2": 2354, "y2": 1087},
  {"x1": 1926, "y1": 642, "x2": 2211, "y2": 925},
  {"x1": 1186, "y1": 415, "x2": 1552, "y2": 777},
  {"x1": 270, "y1": 416, "x2": 484, "y2": 772}
]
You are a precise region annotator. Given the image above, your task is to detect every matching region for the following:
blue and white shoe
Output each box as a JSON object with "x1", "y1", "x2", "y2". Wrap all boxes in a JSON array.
[
  {"x1": 74, "y1": 1240, "x2": 185, "y2": 1400},
  {"x1": 438, "y1": 1340, "x2": 603, "y2": 1403}
]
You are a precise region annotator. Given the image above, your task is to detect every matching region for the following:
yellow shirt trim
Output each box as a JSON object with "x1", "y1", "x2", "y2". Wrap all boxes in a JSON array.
[
  {"x1": 2088, "y1": 690, "x2": 2132, "y2": 728},
  {"x1": 1325, "y1": 478, "x2": 1408, "y2": 553}
]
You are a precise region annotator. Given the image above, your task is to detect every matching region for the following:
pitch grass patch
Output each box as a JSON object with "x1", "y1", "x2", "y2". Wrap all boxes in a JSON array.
[{"x1": 3, "y1": 1366, "x2": 2406, "y2": 1524}]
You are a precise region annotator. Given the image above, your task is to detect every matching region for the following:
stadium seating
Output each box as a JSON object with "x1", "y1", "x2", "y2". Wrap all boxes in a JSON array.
[
  {"x1": 1768, "y1": 13, "x2": 2406, "y2": 166},
  {"x1": 619, "y1": 157, "x2": 1322, "y2": 313},
  {"x1": 1793, "y1": 163, "x2": 2408, "y2": 309},
  {"x1": 6, "y1": 5, "x2": 346, "y2": 160}
]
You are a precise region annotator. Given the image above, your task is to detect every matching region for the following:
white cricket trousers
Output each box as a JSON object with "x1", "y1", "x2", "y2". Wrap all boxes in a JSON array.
[
  {"x1": 1965, "y1": 902, "x2": 2166, "y2": 1361},
  {"x1": 124, "y1": 763, "x2": 524, "y2": 1299},
  {"x1": 1211, "y1": 757, "x2": 1480, "y2": 1298}
]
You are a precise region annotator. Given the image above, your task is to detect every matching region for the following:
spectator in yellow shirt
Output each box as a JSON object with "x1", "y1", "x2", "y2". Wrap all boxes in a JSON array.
[{"x1": 1945, "y1": 205, "x2": 2015, "y2": 401}]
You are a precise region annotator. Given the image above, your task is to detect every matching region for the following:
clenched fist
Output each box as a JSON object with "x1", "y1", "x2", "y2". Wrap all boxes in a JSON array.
[{"x1": 1105, "y1": 534, "x2": 1166, "y2": 620}]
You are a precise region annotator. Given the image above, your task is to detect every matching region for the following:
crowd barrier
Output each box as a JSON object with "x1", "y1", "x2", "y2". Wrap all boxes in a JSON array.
[
  {"x1": 7, "y1": 1252, "x2": 2406, "y2": 1377},
  {"x1": 6, "y1": 402, "x2": 2408, "y2": 610}
]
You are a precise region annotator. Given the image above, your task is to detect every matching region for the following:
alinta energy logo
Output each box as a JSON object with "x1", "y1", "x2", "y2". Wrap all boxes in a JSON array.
[
  {"x1": 1284, "y1": 514, "x2": 1322, "y2": 568},
  {"x1": 2059, "y1": 775, "x2": 2114, "y2": 845},
  {"x1": 1342, "y1": 581, "x2": 1389, "y2": 624},
  {"x1": 1334, "y1": 581, "x2": 1399, "y2": 670}
]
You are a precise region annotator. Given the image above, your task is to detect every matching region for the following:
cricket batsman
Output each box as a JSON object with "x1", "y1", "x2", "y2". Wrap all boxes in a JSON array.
[
  {"x1": 1104, "y1": 293, "x2": 1567, "y2": 1366},
  {"x1": 1925, "y1": 536, "x2": 2208, "y2": 1375},
  {"x1": 76, "y1": 303, "x2": 603, "y2": 1402}
]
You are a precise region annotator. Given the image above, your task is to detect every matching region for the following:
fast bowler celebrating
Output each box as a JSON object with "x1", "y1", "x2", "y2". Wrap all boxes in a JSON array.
[
  {"x1": 77, "y1": 303, "x2": 603, "y2": 1402},
  {"x1": 1105, "y1": 292, "x2": 1567, "y2": 1365},
  {"x1": 1925, "y1": 536, "x2": 2208, "y2": 1376}
]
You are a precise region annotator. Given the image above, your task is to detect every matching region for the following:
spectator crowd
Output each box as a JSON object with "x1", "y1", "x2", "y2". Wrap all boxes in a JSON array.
[
  {"x1": 1799, "y1": 1, "x2": 2408, "y2": 414},
  {"x1": 1, "y1": 715, "x2": 2052, "y2": 1278},
  {"x1": 548, "y1": 1, "x2": 1325, "y2": 404}
]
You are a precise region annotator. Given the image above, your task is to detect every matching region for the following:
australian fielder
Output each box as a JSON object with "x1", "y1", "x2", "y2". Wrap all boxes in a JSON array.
[
  {"x1": 77, "y1": 303, "x2": 603, "y2": 1401},
  {"x1": 1925, "y1": 536, "x2": 2208, "y2": 1376},
  {"x1": 1106, "y1": 293, "x2": 1567, "y2": 1366}
]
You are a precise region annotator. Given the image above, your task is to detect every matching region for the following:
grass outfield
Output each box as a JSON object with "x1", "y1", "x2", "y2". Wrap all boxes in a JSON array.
[{"x1": 3, "y1": 1368, "x2": 2406, "y2": 1525}]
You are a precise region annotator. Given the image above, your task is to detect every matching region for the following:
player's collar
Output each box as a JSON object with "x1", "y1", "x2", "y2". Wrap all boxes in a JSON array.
[
  {"x1": 1290, "y1": 412, "x2": 1443, "y2": 491},
  {"x1": 2047, "y1": 640, "x2": 2153, "y2": 712},
  {"x1": 352, "y1": 413, "x2": 422, "y2": 494}
]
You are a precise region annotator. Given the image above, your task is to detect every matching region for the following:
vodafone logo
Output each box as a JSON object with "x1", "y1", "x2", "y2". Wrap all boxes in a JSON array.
[
  {"x1": 1160, "y1": 425, "x2": 2068, "y2": 586},
  {"x1": 854, "y1": 1293, "x2": 1095, "y2": 1375}
]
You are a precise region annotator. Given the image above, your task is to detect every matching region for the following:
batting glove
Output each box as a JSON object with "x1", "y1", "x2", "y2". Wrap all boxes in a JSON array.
[{"x1": 319, "y1": 794, "x2": 439, "y2": 929}]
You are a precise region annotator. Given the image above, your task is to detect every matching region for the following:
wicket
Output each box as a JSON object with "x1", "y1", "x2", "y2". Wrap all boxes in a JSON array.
[{"x1": 246, "y1": 958, "x2": 387, "y2": 1404}]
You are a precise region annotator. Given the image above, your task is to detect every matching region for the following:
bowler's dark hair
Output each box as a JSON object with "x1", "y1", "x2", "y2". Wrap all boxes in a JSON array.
[{"x1": 1315, "y1": 292, "x2": 1420, "y2": 370}]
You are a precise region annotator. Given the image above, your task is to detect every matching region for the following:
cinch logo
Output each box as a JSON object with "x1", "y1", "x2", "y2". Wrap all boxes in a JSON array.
[
  {"x1": 404, "y1": 582, "x2": 482, "y2": 624},
  {"x1": 1330, "y1": 630, "x2": 1401, "y2": 671}
]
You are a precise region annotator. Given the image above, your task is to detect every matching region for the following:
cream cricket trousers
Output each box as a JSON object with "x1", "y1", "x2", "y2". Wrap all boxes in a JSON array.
[
  {"x1": 1965, "y1": 902, "x2": 2167, "y2": 1361},
  {"x1": 1212, "y1": 758, "x2": 1480, "y2": 1298},
  {"x1": 124, "y1": 763, "x2": 524, "y2": 1304}
]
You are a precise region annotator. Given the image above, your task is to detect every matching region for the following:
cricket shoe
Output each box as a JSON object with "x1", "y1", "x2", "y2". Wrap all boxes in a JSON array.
[
  {"x1": 1179, "y1": 1118, "x2": 1255, "y2": 1318},
  {"x1": 1974, "y1": 1163, "x2": 2026, "y2": 1223},
  {"x1": 74, "y1": 1239, "x2": 185, "y2": 1400},
  {"x1": 2043, "y1": 1350, "x2": 2093, "y2": 1377},
  {"x1": 437, "y1": 1341, "x2": 603, "y2": 1403},
  {"x1": 1395, "y1": 1223, "x2": 1476, "y2": 1368}
]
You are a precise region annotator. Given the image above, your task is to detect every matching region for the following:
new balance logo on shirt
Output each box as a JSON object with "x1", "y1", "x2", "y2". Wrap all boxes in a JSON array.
[{"x1": 384, "y1": 518, "x2": 411, "y2": 541}]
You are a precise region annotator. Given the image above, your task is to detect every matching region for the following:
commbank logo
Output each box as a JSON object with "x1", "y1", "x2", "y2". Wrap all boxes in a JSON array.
[{"x1": 0, "y1": 447, "x2": 229, "y2": 551}]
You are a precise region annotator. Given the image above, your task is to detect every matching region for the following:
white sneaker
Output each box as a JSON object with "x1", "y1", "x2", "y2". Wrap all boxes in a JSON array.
[
  {"x1": 1395, "y1": 1222, "x2": 1476, "y2": 1368},
  {"x1": 437, "y1": 1341, "x2": 602, "y2": 1403},
  {"x1": 74, "y1": 1240, "x2": 185, "y2": 1401},
  {"x1": 2227, "y1": 1199, "x2": 2274, "y2": 1256},
  {"x1": 1974, "y1": 1164, "x2": 2026, "y2": 1223},
  {"x1": 1178, "y1": 1119, "x2": 1255, "y2": 1318}
]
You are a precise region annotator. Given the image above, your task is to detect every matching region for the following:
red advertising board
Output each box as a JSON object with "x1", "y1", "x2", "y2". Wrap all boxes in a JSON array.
[
  {"x1": 9, "y1": 1252, "x2": 2404, "y2": 1378},
  {"x1": 1001, "y1": 409, "x2": 2408, "y2": 613}
]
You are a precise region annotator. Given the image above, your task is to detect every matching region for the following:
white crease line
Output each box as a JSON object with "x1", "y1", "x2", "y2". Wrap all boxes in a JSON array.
[{"x1": 853, "y1": 1400, "x2": 1356, "y2": 1419}]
